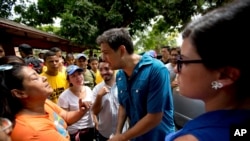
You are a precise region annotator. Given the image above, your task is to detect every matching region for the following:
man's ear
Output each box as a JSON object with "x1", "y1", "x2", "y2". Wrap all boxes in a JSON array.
[
  {"x1": 119, "y1": 45, "x2": 126, "y2": 57},
  {"x1": 218, "y1": 67, "x2": 240, "y2": 87},
  {"x1": 11, "y1": 89, "x2": 28, "y2": 99}
]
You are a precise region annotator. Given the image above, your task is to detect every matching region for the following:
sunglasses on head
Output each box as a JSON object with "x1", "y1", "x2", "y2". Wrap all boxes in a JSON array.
[
  {"x1": 0, "y1": 64, "x2": 14, "y2": 90},
  {"x1": 0, "y1": 65, "x2": 13, "y2": 71},
  {"x1": 176, "y1": 55, "x2": 203, "y2": 73}
]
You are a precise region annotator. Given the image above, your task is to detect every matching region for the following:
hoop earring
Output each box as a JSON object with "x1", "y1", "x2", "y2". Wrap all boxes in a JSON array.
[{"x1": 211, "y1": 81, "x2": 223, "y2": 90}]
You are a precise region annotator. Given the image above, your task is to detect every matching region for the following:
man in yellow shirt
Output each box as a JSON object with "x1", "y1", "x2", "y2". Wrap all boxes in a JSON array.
[{"x1": 40, "y1": 51, "x2": 68, "y2": 103}]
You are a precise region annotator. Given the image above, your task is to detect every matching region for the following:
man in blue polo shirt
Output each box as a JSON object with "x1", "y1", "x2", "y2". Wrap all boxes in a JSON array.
[{"x1": 96, "y1": 28, "x2": 175, "y2": 141}]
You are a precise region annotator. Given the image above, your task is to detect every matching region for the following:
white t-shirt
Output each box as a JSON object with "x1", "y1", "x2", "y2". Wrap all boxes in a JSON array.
[
  {"x1": 57, "y1": 86, "x2": 94, "y2": 134},
  {"x1": 92, "y1": 81, "x2": 120, "y2": 138},
  {"x1": 165, "y1": 63, "x2": 176, "y2": 82}
]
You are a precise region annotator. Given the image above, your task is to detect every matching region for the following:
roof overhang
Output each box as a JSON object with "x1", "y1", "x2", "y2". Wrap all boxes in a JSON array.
[{"x1": 0, "y1": 18, "x2": 86, "y2": 53}]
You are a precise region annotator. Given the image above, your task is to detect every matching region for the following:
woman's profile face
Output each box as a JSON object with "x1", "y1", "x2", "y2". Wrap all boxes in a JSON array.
[
  {"x1": 20, "y1": 66, "x2": 53, "y2": 99},
  {"x1": 177, "y1": 38, "x2": 217, "y2": 100}
]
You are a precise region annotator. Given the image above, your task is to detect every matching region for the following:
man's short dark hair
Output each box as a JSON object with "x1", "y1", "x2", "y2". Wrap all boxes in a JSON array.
[
  {"x1": 19, "y1": 43, "x2": 33, "y2": 55},
  {"x1": 89, "y1": 56, "x2": 99, "y2": 63},
  {"x1": 96, "y1": 28, "x2": 134, "y2": 54},
  {"x1": 50, "y1": 47, "x2": 62, "y2": 53},
  {"x1": 43, "y1": 51, "x2": 57, "y2": 62},
  {"x1": 161, "y1": 46, "x2": 171, "y2": 52}
]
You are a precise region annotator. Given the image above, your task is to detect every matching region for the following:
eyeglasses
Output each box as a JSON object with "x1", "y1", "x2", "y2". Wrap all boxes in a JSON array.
[
  {"x1": 177, "y1": 55, "x2": 203, "y2": 73},
  {"x1": 0, "y1": 118, "x2": 13, "y2": 135}
]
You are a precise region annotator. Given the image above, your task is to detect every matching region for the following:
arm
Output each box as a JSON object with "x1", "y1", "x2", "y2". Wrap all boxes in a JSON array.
[
  {"x1": 110, "y1": 112, "x2": 163, "y2": 141},
  {"x1": 92, "y1": 86, "x2": 109, "y2": 115},
  {"x1": 92, "y1": 114, "x2": 99, "y2": 130},
  {"x1": 115, "y1": 105, "x2": 127, "y2": 134},
  {"x1": 60, "y1": 99, "x2": 92, "y2": 125}
]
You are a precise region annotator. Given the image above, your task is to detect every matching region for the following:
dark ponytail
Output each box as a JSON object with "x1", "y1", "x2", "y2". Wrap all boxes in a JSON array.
[{"x1": 0, "y1": 64, "x2": 25, "y2": 121}]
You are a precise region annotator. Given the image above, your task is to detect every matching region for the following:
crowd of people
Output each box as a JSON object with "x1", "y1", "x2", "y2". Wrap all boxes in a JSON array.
[{"x1": 1, "y1": 0, "x2": 250, "y2": 140}]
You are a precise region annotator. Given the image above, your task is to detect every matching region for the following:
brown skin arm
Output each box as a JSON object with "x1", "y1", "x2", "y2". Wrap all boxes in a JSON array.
[
  {"x1": 115, "y1": 105, "x2": 127, "y2": 134},
  {"x1": 60, "y1": 99, "x2": 91, "y2": 125},
  {"x1": 109, "y1": 107, "x2": 163, "y2": 141},
  {"x1": 92, "y1": 86, "x2": 109, "y2": 115}
]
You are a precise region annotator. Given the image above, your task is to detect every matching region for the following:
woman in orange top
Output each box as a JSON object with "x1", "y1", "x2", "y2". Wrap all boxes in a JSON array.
[{"x1": 0, "y1": 61, "x2": 92, "y2": 141}]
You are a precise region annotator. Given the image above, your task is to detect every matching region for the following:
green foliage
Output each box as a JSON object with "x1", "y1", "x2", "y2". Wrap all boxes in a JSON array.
[
  {"x1": 134, "y1": 16, "x2": 179, "y2": 52},
  {"x1": 37, "y1": 25, "x2": 60, "y2": 35},
  {"x1": 6, "y1": 0, "x2": 233, "y2": 50},
  {"x1": 14, "y1": 0, "x2": 65, "y2": 26},
  {"x1": 0, "y1": 0, "x2": 17, "y2": 18}
]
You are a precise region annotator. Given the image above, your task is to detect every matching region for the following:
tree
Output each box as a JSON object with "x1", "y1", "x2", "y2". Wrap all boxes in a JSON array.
[
  {"x1": 0, "y1": 0, "x2": 17, "y2": 18},
  {"x1": 12, "y1": 0, "x2": 233, "y2": 49},
  {"x1": 134, "y1": 16, "x2": 180, "y2": 52}
]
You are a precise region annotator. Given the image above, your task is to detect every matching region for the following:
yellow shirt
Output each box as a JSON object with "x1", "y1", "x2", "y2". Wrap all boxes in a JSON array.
[
  {"x1": 40, "y1": 72, "x2": 68, "y2": 103},
  {"x1": 95, "y1": 69, "x2": 103, "y2": 85},
  {"x1": 42, "y1": 66, "x2": 66, "y2": 74}
]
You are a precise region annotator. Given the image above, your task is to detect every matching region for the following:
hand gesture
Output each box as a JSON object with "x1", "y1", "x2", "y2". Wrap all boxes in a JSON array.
[
  {"x1": 79, "y1": 99, "x2": 92, "y2": 111},
  {"x1": 108, "y1": 133, "x2": 128, "y2": 141},
  {"x1": 98, "y1": 86, "x2": 110, "y2": 97}
]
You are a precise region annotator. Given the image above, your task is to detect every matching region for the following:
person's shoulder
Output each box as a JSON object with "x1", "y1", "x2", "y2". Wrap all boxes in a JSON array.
[
  {"x1": 116, "y1": 69, "x2": 124, "y2": 76},
  {"x1": 173, "y1": 134, "x2": 199, "y2": 141},
  {"x1": 84, "y1": 69, "x2": 93, "y2": 76},
  {"x1": 165, "y1": 63, "x2": 172, "y2": 69},
  {"x1": 59, "y1": 88, "x2": 70, "y2": 97},
  {"x1": 94, "y1": 81, "x2": 105, "y2": 88},
  {"x1": 149, "y1": 58, "x2": 167, "y2": 72},
  {"x1": 84, "y1": 85, "x2": 92, "y2": 91},
  {"x1": 58, "y1": 71, "x2": 67, "y2": 78},
  {"x1": 40, "y1": 72, "x2": 47, "y2": 76},
  {"x1": 45, "y1": 99, "x2": 57, "y2": 106},
  {"x1": 165, "y1": 62, "x2": 171, "y2": 66}
]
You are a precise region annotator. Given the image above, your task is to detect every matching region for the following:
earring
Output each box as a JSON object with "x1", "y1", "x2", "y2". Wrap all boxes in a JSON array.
[{"x1": 211, "y1": 81, "x2": 223, "y2": 90}]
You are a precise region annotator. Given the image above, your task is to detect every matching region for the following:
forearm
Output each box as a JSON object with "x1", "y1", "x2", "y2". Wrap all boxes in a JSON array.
[
  {"x1": 92, "y1": 94, "x2": 103, "y2": 115},
  {"x1": 116, "y1": 105, "x2": 127, "y2": 134},
  {"x1": 121, "y1": 112, "x2": 163, "y2": 140},
  {"x1": 61, "y1": 110, "x2": 87, "y2": 125}
]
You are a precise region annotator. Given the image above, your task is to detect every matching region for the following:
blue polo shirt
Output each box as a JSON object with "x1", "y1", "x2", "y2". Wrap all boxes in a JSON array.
[{"x1": 116, "y1": 54, "x2": 175, "y2": 141}]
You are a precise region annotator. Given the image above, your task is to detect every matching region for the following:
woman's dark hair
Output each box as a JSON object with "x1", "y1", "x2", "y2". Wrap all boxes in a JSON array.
[
  {"x1": 0, "y1": 56, "x2": 25, "y2": 65},
  {"x1": 182, "y1": 0, "x2": 250, "y2": 99},
  {"x1": 0, "y1": 64, "x2": 25, "y2": 121}
]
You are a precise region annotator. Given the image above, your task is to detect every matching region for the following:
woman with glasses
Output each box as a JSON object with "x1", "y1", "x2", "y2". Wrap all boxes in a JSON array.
[
  {"x1": 166, "y1": 0, "x2": 250, "y2": 141},
  {"x1": 0, "y1": 63, "x2": 92, "y2": 141}
]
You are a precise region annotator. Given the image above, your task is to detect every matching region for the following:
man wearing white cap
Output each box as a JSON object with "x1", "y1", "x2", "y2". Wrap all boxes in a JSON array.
[{"x1": 76, "y1": 53, "x2": 96, "y2": 89}]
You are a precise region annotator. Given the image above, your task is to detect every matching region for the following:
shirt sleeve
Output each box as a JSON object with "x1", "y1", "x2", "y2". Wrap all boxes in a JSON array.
[{"x1": 57, "y1": 90, "x2": 69, "y2": 109}]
